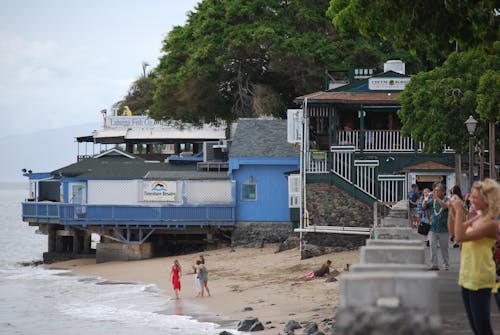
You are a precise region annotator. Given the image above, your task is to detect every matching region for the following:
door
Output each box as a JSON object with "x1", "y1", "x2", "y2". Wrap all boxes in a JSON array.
[{"x1": 70, "y1": 183, "x2": 86, "y2": 217}]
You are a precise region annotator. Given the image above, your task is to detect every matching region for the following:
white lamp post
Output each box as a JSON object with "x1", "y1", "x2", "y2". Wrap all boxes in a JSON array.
[{"x1": 465, "y1": 115, "x2": 478, "y2": 189}]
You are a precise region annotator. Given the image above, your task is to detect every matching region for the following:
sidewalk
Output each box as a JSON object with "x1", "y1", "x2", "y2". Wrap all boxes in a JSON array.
[{"x1": 425, "y1": 243, "x2": 500, "y2": 334}]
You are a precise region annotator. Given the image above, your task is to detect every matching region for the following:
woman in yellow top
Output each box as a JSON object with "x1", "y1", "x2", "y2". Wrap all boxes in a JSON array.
[{"x1": 449, "y1": 179, "x2": 500, "y2": 335}]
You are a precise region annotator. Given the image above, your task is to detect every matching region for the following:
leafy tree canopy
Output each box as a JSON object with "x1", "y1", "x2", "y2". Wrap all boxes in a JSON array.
[
  {"x1": 398, "y1": 48, "x2": 500, "y2": 154},
  {"x1": 328, "y1": 0, "x2": 499, "y2": 68},
  {"x1": 148, "y1": 0, "x2": 424, "y2": 124},
  {"x1": 118, "y1": 62, "x2": 156, "y2": 116}
]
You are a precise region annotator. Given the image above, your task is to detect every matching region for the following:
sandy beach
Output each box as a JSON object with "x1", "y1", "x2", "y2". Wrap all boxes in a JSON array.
[{"x1": 48, "y1": 244, "x2": 360, "y2": 334}]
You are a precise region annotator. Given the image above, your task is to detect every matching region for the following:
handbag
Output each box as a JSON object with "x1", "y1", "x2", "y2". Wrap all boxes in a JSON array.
[{"x1": 417, "y1": 216, "x2": 430, "y2": 235}]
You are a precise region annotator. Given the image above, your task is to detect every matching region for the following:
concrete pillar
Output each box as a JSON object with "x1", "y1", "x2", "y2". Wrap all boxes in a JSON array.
[
  {"x1": 360, "y1": 245, "x2": 425, "y2": 264},
  {"x1": 47, "y1": 227, "x2": 56, "y2": 252},
  {"x1": 73, "y1": 230, "x2": 81, "y2": 254},
  {"x1": 339, "y1": 271, "x2": 439, "y2": 313},
  {"x1": 83, "y1": 232, "x2": 91, "y2": 254},
  {"x1": 174, "y1": 143, "x2": 181, "y2": 154}
]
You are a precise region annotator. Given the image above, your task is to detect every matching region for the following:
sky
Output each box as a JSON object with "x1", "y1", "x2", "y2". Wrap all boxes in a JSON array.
[{"x1": 0, "y1": 0, "x2": 200, "y2": 138}]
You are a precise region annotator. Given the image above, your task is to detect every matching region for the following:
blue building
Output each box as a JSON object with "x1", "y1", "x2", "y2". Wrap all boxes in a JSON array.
[
  {"x1": 228, "y1": 119, "x2": 300, "y2": 243},
  {"x1": 21, "y1": 117, "x2": 300, "y2": 261}
]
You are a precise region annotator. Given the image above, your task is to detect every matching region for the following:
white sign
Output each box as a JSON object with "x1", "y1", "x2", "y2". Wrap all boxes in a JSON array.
[
  {"x1": 108, "y1": 116, "x2": 157, "y2": 128},
  {"x1": 368, "y1": 77, "x2": 410, "y2": 91},
  {"x1": 143, "y1": 181, "x2": 177, "y2": 202}
]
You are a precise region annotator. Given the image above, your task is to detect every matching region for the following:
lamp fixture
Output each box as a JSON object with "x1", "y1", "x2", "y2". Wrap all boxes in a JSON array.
[{"x1": 464, "y1": 115, "x2": 478, "y2": 135}]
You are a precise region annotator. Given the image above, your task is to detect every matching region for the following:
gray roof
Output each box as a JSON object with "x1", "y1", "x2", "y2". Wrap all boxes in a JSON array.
[
  {"x1": 229, "y1": 119, "x2": 299, "y2": 158},
  {"x1": 53, "y1": 156, "x2": 225, "y2": 180},
  {"x1": 144, "y1": 170, "x2": 229, "y2": 180}
]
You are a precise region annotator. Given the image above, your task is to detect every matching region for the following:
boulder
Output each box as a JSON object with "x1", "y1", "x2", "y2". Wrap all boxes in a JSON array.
[
  {"x1": 284, "y1": 320, "x2": 302, "y2": 332},
  {"x1": 237, "y1": 317, "x2": 264, "y2": 332}
]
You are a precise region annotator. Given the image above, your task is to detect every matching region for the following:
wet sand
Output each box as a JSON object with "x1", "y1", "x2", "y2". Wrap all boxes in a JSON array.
[{"x1": 48, "y1": 244, "x2": 360, "y2": 334}]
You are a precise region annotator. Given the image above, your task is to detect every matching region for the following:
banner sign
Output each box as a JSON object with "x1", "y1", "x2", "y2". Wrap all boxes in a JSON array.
[
  {"x1": 108, "y1": 116, "x2": 157, "y2": 128},
  {"x1": 143, "y1": 181, "x2": 177, "y2": 202},
  {"x1": 368, "y1": 77, "x2": 410, "y2": 91},
  {"x1": 311, "y1": 151, "x2": 327, "y2": 161}
]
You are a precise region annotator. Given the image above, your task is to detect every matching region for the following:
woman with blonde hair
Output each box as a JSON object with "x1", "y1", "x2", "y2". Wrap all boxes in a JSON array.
[{"x1": 449, "y1": 178, "x2": 500, "y2": 335}]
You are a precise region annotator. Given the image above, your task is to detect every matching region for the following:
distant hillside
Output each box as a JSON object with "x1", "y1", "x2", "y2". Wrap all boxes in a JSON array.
[{"x1": 0, "y1": 123, "x2": 100, "y2": 183}]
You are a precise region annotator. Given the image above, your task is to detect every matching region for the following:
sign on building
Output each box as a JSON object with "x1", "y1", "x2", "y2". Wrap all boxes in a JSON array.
[
  {"x1": 368, "y1": 77, "x2": 410, "y2": 91},
  {"x1": 143, "y1": 181, "x2": 177, "y2": 202}
]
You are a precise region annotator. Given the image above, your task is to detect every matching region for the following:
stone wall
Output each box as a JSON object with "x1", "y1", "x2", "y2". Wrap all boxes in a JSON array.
[
  {"x1": 304, "y1": 183, "x2": 373, "y2": 249},
  {"x1": 232, "y1": 222, "x2": 292, "y2": 247}
]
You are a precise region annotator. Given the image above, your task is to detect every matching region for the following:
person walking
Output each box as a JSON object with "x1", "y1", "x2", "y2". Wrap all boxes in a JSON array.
[
  {"x1": 193, "y1": 260, "x2": 202, "y2": 297},
  {"x1": 197, "y1": 259, "x2": 211, "y2": 297},
  {"x1": 170, "y1": 260, "x2": 182, "y2": 299},
  {"x1": 449, "y1": 179, "x2": 500, "y2": 335},
  {"x1": 422, "y1": 183, "x2": 449, "y2": 271}
]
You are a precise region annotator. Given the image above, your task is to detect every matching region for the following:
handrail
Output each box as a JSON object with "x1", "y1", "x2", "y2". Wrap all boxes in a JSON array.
[{"x1": 22, "y1": 202, "x2": 236, "y2": 227}]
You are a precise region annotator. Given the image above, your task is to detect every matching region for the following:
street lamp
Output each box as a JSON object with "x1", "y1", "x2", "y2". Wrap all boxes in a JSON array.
[{"x1": 465, "y1": 115, "x2": 478, "y2": 189}]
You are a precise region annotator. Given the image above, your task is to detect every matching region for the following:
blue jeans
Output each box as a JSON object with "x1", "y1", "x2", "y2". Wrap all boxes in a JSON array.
[{"x1": 461, "y1": 287, "x2": 494, "y2": 335}]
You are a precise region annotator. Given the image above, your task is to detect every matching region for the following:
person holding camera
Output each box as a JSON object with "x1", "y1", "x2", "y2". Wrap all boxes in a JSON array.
[
  {"x1": 448, "y1": 179, "x2": 500, "y2": 335},
  {"x1": 422, "y1": 183, "x2": 449, "y2": 271}
]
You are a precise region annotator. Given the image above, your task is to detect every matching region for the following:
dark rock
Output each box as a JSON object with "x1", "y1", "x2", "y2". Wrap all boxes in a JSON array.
[
  {"x1": 237, "y1": 317, "x2": 266, "y2": 332},
  {"x1": 277, "y1": 236, "x2": 300, "y2": 252},
  {"x1": 301, "y1": 244, "x2": 324, "y2": 259},
  {"x1": 242, "y1": 306, "x2": 253, "y2": 312},
  {"x1": 324, "y1": 277, "x2": 337, "y2": 283},
  {"x1": 19, "y1": 260, "x2": 44, "y2": 267},
  {"x1": 302, "y1": 322, "x2": 318, "y2": 335},
  {"x1": 284, "y1": 320, "x2": 302, "y2": 332},
  {"x1": 265, "y1": 321, "x2": 272, "y2": 324},
  {"x1": 218, "y1": 331, "x2": 233, "y2": 335},
  {"x1": 237, "y1": 317, "x2": 259, "y2": 331},
  {"x1": 249, "y1": 321, "x2": 265, "y2": 331}
]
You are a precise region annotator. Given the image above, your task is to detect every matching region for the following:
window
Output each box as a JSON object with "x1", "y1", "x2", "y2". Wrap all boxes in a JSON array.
[
  {"x1": 288, "y1": 174, "x2": 301, "y2": 208},
  {"x1": 242, "y1": 183, "x2": 257, "y2": 201}
]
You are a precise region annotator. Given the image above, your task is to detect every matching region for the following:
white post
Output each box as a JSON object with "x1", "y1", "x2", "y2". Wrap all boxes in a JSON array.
[{"x1": 299, "y1": 98, "x2": 309, "y2": 259}]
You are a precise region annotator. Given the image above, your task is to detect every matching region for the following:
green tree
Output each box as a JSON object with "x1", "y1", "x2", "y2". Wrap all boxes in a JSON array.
[
  {"x1": 476, "y1": 43, "x2": 500, "y2": 177},
  {"x1": 118, "y1": 63, "x2": 157, "y2": 116},
  {"x1": 328, "y1": 0, "x2": 499, "y2": 67},
  {"x1": 398, "y1": 49, "x2": 500, "y2": 154},
  {"x1": 149, "y1": 0, "x2": 421, "y2": 124}
]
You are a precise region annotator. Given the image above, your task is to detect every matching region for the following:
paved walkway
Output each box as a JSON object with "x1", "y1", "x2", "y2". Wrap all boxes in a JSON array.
[{"x1": 424, "y1": 243, "x2": 500, "y2": 334}]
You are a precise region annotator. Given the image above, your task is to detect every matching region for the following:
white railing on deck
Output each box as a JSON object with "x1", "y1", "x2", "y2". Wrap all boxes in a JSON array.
[
  {"x1": 378, "y1": 175, "x2": 406, "y2": 203},
  {"x1": 354, "y1": 160, "x2": 379, "y2": 196},
  {"x1": 337, "y1": 130, "x2": 359, "y2": 147},
  {"x1": 364, "y1": 130, "x2": 414, "y2": 152},
  {"x1": 330, "y1": 146, "x2": 355, "y2": 182},
  {"x1": 335, "y1": 130, "x2": 454, "y2": 153}
]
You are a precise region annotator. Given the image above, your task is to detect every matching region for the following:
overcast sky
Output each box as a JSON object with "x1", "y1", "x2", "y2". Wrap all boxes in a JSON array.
[{"x1": 0, "y1": 0, "x2": 199, "y2": 138}]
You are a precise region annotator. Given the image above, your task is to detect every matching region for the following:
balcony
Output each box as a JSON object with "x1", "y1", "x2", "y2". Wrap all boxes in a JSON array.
[
  {"x1": 331, "y1": 130, "x2": 452, "y2": 153},
  {"x1": 22, "y1": 202, "x2": 236, "y2": 228}
]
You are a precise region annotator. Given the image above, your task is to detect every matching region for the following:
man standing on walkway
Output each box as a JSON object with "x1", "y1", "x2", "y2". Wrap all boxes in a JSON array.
[{"x1": 422, "y1": 183, "x2": 449, "y2": 271}]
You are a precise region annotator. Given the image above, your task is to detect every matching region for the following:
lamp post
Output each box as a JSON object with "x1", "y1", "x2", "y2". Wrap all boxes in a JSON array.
[{"x1": 465, "y1": 115, "x2": 478, "y2": 189}]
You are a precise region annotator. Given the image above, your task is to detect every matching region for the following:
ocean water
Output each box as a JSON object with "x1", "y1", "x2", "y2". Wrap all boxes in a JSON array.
[{"x1": 0, "y1": 182, "x2": 240, "y2": 335}]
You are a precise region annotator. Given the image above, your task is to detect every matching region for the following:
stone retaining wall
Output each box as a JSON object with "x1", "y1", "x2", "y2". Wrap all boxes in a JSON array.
[
  {"x1": 231, "y1": 222, "x2": 292, "y2": 247},
  {"x1": 304, "y1": 182, "x2": 373, "y2": 248}
]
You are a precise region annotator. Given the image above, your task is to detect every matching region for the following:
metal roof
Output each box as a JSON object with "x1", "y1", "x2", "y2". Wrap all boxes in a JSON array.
[
  {"x1": 52, "y1": 153, "x2": 225, "y2": 180},
  {"x1": 229, "y1": 119, "x2": 299, "y2": 158}
]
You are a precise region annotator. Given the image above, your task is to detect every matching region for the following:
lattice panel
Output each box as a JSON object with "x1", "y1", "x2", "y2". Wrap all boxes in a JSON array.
[{"x1": 186, "y1": 180, "x2": 233, "y2": 204}]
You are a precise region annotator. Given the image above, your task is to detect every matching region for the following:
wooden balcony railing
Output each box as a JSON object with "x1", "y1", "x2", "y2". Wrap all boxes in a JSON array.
[{"x1": 333, "y1": 130, "x2": 453, "y2": 153}]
